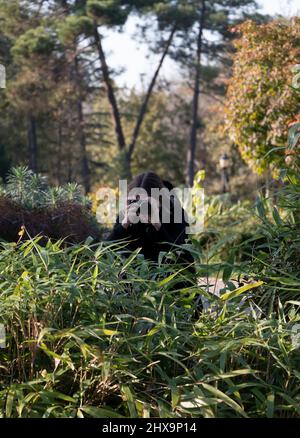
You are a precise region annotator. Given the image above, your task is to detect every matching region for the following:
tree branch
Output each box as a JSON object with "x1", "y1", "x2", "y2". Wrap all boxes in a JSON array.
[
  {"x1": 126, "y1": 24, "x2": 177, "y2": 161},
  {"x1": 187, "y1": 0, "x2": 206, "y2": 186},
  {"x1": 93, "y1": 22, "x2": 126, "y2": 151}
]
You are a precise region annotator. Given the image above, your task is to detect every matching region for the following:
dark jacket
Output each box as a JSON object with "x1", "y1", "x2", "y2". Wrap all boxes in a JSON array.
[
  {"x1": 107, "y1": 201, "x2": 195, "y2": 268},
  {"x1": 107, "y1": 205, "x2": 197, "y2": 297}
]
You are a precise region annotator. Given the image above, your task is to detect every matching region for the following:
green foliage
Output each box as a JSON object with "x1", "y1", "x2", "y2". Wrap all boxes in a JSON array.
[
  {"x1": 4, "y1": 166, "x2": 90, "y2": 209},
  {"x1": 225, "y1": 18, "x2": 300, "y2": 173},
  {"x1": 125, "y1": 91, "x2": 188, "y2": 184},
  {"x1": 12, "y1": 26, "x2": 56, "y2": 58},
  {"x1": 288, "y1": 122, "x2": 300, "y2": 150},
  {"x1": 194, "y1": 165, "x2": 300, "y2": 315},
  {"x1": 154, "y1": 1, "x2": 197, "y2": 30},
  {"x1": 57, "y1": 16, "x2": 94, "y2": 44},
  {"x1": 193, "y1": 193, "x2": 258, "y2": 263},
  {"x1": 0, "y1": 237, "x2": 299, "y2": 418},
  {"x1": 245, "y1": 172, "x2": 300, "y2": 309},
  {"x1": 87, "y1": 0, "x2": 130, "y2": 26},
  {"x1": 0, "y1": 168, "x2": 300, "y2": 418},
  {"x1": 1, "y1": 1, "x2": 300, "y2": 418}
]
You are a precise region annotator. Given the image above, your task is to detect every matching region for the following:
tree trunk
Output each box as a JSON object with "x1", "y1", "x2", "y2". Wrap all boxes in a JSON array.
[
  {"x1": 94, "y1": 21, "x2": 176, "y2": 181},
  {"x1": 27, "y1": 116, "x2": 38, "y2": 173},
  {"x1": 187, "y1": 0, "x2": 206, "y2": 187},
  {"x1": 77, "y1": 101, "x2": 90, "y2": 193},
  {"x1": 126, "y1": 25, "x2": 177, "y2": 172},
  {"x1": 93, "y1": 22, "x2": 126, "y2": 153},
  {"x1": 56, "y1": 121, "x2": 63, "y2": 185},
  {"x1": 74, "y1": 56, "x2": 90, "y2": 193}
]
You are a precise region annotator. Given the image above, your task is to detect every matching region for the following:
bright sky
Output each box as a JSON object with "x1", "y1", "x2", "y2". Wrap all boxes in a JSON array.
[{"x1": 103, "y1": 0, "x2": 300, "y2": 89}]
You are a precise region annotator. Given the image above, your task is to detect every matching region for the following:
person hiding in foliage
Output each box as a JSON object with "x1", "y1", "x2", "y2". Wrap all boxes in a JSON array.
[{"x1": 107, "y1": 171, "x2": 195, "y2": 274}]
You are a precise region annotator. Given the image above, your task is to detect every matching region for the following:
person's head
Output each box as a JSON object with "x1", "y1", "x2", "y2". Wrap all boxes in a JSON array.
[
  {"x1": 126, "y1": 171, "x2": 179, "y2": 226},
  {"x1": 127, "y1": 171, "x2": 169, "y2": 206},
  {"x1": 128, "y1": 171, "x2": 165, "y2": 195}
]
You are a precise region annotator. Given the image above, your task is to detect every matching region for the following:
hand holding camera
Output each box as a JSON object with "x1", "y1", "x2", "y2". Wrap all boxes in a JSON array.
[{"x1": 121, "y1": 196, "x2": 161, "y2": 231}]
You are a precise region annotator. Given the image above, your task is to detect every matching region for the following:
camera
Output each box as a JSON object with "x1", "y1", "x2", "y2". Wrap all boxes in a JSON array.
[{"x1": 128, "y1": 199, "x2": 150, "y2": 216}]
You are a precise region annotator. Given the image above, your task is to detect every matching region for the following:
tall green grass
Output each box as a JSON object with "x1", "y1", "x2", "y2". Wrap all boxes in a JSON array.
[
  {"x1": 0, "y1": 167, "x2": 300, "y2": 418},
  {"x1": 0, "y1": 236, "x2": 299, "y2": 418}
]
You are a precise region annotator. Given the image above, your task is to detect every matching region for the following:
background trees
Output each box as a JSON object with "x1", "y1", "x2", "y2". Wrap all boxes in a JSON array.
[
  {"x1": 0, "y1": 0, "x2": 297, "y2": 196},
  {"x1": 161, "y1": 0, "x2": 264, "y2": 185},
  {"x1": 1, "y1": 2, "x2": 300, "y2": 419},
  {"x1": 225, "y1": 18, "x2": 300, "y2": 174}
]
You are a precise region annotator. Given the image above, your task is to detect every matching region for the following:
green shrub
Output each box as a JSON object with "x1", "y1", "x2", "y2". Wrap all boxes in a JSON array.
[
  {"x1": 0, "y1": 238, "x2": 299, "y2": 418},
  {"x1": 0, "y1": 168, "x2": 299, "y2": 418},
  {"x1": 4, "y1": 166, "x2": 90, "y2": 209},
  {"x1": 0, "y1": 167, "x2": 101, "y2": 244}
]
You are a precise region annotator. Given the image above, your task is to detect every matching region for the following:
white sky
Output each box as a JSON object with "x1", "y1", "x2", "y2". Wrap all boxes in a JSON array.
[{"x1": 103, "y1": 0, "x2": 300, "y2": 89}]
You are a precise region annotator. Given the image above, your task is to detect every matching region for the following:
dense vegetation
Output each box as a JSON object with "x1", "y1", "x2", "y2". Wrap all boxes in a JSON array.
[
  {"x1": 0, "y1": 0, "x2": 299, "y2": 420},
  {"x1": 0, "y1": 167, "x2": 100, "y2": 244},
  {"x1": 0, "y1": 167, "x2": 300, "y2": 418},
  {"x1": 0, "y1": 0, "x2": 266, "y2": 193}
]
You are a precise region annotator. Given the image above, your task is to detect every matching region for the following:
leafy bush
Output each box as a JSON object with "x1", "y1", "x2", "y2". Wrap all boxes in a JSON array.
[
  {"x1": 225, "y1": 18, "x2": 300, "y2": 173},
  {"x1": 240, "y1": 171, "x2": 300, "y2": 310},
  {"x1": 192, "y1": 193, "x2": 259, "y2": 264},
  {"x1": 0, "y1": 168, "x2": 299, "y2": 418},
  {"x1": 0, "y1": 238, "x2": 299, "y2": 418},
  {"x1": 4, "y1": 166, "x2": 90, "y2": 209},
  {"x1": 0, "y1": 167, "x2": 101, "y2": 244},
  {"x1": 194, "y1": 167, "x2": 300, "y2": 316}
]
